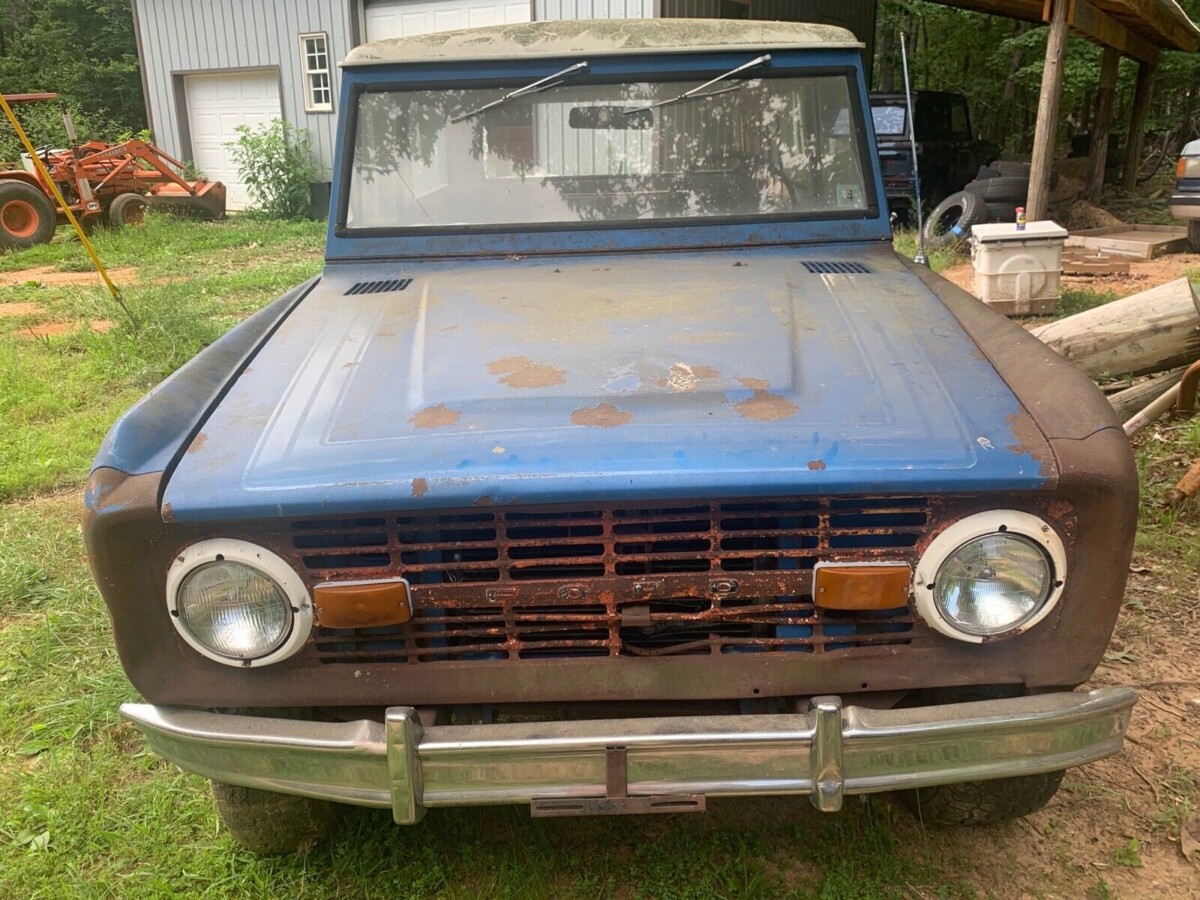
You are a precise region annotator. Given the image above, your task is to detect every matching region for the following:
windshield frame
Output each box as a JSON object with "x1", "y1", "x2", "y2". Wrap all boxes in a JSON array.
[{"x1": 328, "y1": 48, "x2": 889, "y2": 258}]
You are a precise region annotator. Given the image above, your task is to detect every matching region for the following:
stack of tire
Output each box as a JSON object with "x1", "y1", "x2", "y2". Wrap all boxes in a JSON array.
[{"x1": 923, "y1": 161, "x2": 1032, "y2": 251}]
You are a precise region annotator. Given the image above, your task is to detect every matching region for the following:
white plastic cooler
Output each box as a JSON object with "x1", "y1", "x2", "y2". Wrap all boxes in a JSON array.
[{"x1": 969, "y1": 221, "x2": 1068, "y2": 315}]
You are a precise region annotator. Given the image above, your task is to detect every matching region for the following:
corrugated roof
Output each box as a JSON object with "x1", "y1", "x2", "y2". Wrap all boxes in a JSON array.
[{"x1": 343, "y1": 18, "x2": 863, "y2": 66}]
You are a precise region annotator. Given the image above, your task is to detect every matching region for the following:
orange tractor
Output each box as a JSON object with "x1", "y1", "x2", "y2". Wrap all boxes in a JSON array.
[{"x1": 0, "y1": 93, "x2": 226, "y2": 250}]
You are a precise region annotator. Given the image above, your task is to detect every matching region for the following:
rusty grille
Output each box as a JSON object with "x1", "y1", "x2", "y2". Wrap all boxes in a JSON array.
[{"x1": 289, "y1": 497, "x2": 930, "y2": 663}]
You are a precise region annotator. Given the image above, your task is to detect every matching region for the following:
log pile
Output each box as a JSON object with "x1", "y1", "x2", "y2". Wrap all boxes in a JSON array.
[{"x1": 1024, "y1": 276, "x2": 1200, "y2": 503}]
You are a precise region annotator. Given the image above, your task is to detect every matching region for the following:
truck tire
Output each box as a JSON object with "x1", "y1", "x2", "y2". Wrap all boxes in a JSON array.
[
  {"x1": 211, "y1": 781, "x2": 344, "y2": 854},
  {"x1": 990, "y1": 160, "x2": 1032, "y2": 178},
  {"x1": 0, "y1": 180, "x2": 56, "y2": 250},
  {"x1": 924, "y1": 190, "x2": 986, "y2": 250},
  {"x1": 107, "y1": 192, "x2": 149, "y2": 228},
  {"x1": 962, "y1": 176, "x2": 1029, "y2": 202},
  {"x1": 986, "y1": 200, "x2": 1020, "y2": 224},
  {"x1": 896, "y1": 770, "x2": 1064, "y2": 826},
  {"x1": 1188, "y1": 221, "x2": 1200, "y2": 253}
]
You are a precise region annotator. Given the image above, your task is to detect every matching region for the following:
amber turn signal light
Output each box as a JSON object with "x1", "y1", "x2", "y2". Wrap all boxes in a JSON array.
[
  {"x1": 313, "y1": 579, "x2": 412, "y2": 629},
  {"x1": 813, "y1": 563, "x2": 912, "y2": 611}
]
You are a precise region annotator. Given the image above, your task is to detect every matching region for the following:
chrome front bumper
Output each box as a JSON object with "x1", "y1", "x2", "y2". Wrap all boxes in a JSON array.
[{"x1": 122, "y1": 688, "x2": 1136, "y2": 823}]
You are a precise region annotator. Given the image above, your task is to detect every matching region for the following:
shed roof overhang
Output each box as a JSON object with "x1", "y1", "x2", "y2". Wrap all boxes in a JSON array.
[{"x1": 935, "y1": 0, "x2": 1198, "y2": 61}]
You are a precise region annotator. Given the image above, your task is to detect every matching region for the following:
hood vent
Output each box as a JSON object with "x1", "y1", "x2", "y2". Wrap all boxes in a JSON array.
[
  {"x1": 345, "y1": 277, "x2": 413, "y2": 296},
  {"x1": 802, "y1": 261, "x2": 871, "y2": 275}
]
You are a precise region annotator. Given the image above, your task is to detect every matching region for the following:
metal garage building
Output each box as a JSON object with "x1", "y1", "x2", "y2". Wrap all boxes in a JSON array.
[{"x1": 130, "y1": 0, "x2": 877, "y2": 208}]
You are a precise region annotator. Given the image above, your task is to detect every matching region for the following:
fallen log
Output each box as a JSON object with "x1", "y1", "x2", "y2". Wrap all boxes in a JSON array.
[
  {"x1": 1107, "y1": 368, "x2": 1186, "y2": 421},
  {"x1": 1123, "y1": 382, "x2": 1182, "y2": 437},
  {"x1": 1031, "y1": 278, "x2": 1200, "y2": 378}
]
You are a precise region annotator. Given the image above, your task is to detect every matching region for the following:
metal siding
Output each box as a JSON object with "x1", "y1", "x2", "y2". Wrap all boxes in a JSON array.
[
  {"x1": 133, "y1": 0, "x2": 352, "y2": 176},
  {"x1": 536, "y1": 0, "x2": 654, "y2": 19}
]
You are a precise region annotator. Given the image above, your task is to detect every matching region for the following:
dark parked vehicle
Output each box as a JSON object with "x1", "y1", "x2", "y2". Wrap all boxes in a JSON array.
[
  {"x1": 87, "y1": 20, "x2": 1137, "y2": 854},
  {"x1": 871, "y1": 90, "x2": 999, "y2": 214}
]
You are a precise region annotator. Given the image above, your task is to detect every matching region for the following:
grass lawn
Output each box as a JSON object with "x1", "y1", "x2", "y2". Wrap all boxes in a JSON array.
[{"x1": 0, "y1": 219, "x2": 1195, "y2": 898}]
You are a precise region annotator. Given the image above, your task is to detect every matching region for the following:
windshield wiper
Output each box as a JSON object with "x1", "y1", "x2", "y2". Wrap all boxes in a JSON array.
[
  {"x1": 451, "y1": 61, "x2": 589, "y2": 123},
  {"x1": 624, "y1": 54, "x2": 771, "y2": 115}
]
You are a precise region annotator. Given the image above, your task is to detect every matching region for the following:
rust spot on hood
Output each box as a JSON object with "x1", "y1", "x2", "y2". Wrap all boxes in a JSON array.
[
  {"x1": 807, "y1": 459, "x2": 826, "y2": 471},
  {"x1": 655, "y1": 363, "x2": 721, "y2": 392},
  {"x1": 410, "y1": 404, "x2": 461, "y2": 429},
  {"x1": 411, "y1": 477, "x2": 428, "y2": 498},
  {"x1": 487, "y1": 355, "x2": 567, "y2": 389},
  {"x1": 186, "y1": 433, "x2": 207, "y2": 454},
  {"x1": 734, "y1": 378, "x2": 799, "y2": 422},
  {"x1": 161, "y1": 502, "x2": 175, "y2": 523},
  {"x1": 1006, "y1": 411, "x2": 1056, "y2": 479},
  {"x1": 571, "y1": 402, "x2": 633, "y2": 428}
]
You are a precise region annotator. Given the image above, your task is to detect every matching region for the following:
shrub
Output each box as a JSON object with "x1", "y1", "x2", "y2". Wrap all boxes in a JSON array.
[
  {"x1": 228, "y1": 119, "x2": 323, "y2": 220},
  {"x1": 0, "y1": 100, "x2": 122, "y2": 167}
]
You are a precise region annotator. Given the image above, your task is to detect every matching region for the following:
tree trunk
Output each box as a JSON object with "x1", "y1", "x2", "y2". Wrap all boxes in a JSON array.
[
  {"x1": 877, "y1": 27, "x2": 896, "y2": 92},
  {"x1": 1031, "y1": 278, "x2": 1200, "y2": 378},
  {"x1": 1107, "y1": 368, "x2": 1186, "y2": 421},
  {"x1": 1086, "y1": 47, "x2": 1121, "y2": 204}
]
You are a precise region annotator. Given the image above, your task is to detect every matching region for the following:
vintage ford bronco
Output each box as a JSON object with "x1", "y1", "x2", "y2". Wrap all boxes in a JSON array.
[{"x1": 86, "y1": 20, "x2": 1138, "y2": 853}]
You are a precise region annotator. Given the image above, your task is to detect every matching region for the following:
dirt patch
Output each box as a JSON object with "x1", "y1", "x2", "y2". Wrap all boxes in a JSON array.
[
  {"x1": 570, "y1": 402, "x2": 633, "y2": 428},
  {"x1": 0, "y1": 302, "x2": 47, "y2": 317},
  {"x1": 942, "y1": 251, "x2": 1200, "y2": 303},
  {"x1": 0, "y1": 265, "x2": 137, "y2": 287},
  {"x1": 487, "y1": 355, "x2": 567, "y2": 389},
  {"x1": 16, "y1": 319, "x2": 117, "y2": 339},
  {"x1": 734, "y1": 377, "x2": 799, "y2": 422},
  {"x1": 409, "y1": 404, "x2": 461, "y2": 429}
]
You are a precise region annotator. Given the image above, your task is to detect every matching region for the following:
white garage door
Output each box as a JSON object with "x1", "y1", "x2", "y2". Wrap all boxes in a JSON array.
[
  {"x1": 365, "y1": 0, "x2": 531, "y2": 40},
  {"x1": 184, "y1": 71, "x2": 282, "y2": 211}
]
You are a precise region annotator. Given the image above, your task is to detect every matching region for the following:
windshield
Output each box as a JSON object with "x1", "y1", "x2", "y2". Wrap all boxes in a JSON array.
[
  {"x1": 871, "y1": 104, "x2": 907, "y2": 136},
  {"x1": 346, "y1": 71, "x2": 871, "y2": 230}
]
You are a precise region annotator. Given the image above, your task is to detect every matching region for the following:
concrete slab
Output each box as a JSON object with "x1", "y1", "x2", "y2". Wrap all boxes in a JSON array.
[{"x1": 1065, "y1": 225, "x2": 1189, "y2": 259}]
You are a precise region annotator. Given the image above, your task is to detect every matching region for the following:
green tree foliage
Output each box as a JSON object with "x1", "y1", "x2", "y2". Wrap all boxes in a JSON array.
[
  {"x1": 0, "y1": 0, "x2": 144, "y2": 161},
  {"x1": 229, "y1": 119, "x2": 322, "y2": 220},
  {"x1": 875, "y1": 0, "x2": 1200, "y2": 163}
]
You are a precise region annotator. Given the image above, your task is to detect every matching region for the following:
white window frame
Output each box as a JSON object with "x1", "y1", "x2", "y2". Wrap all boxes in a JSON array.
[{"x1": 299, "y1": 32, "x2": 333, "y2": 113}]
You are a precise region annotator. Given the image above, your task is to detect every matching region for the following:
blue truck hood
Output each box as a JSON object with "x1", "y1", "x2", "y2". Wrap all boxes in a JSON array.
[{"x1": 162, "y1": 245, "x2": 1054, "y2": 522}]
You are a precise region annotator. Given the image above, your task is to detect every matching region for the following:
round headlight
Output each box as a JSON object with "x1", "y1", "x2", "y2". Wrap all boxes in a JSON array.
[
  {"x1": 914, "y1": 511, "x2": 1066, "y2": 644},
  {"x1": 166, "y1": 540, "x2": 312, "y2": 667},
  {"x1": 178, "y1": 561, "x2": 292, "y2": 659},
  {"x1": 933, "y1": 533, "x2": 1052, "y2": 636}
]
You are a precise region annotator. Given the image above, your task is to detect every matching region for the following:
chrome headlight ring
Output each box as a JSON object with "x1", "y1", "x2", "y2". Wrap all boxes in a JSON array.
[
  {"x1": 165, "y1": 539, "x2": 313, "y2": 667},
  {"x1": 914, "y1": 510, "x2": 1067, "y2": 644}
]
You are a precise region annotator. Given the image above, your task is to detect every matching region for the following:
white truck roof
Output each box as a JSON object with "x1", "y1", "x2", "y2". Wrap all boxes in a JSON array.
[{"x1": 343, "y1": 18, "x2": 862, "y2": 66}]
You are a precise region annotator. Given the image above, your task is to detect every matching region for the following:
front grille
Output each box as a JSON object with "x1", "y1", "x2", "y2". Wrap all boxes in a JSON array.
[{"x1": 290, "y1": 497, "x2": 931, "y2": 664}]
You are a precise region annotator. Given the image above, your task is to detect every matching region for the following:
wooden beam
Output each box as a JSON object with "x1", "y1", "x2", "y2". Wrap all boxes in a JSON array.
[
  {"x1": 1028, "y1": 0, "x2": 1071, "y2": 221},
  {"x1": 1069, "y1": 0, "x2": 1160, "y2": 61},
  {"x1": 1097, "y1": 0, "x2": 1199, "y2": 52},
  {"x1": 1122, "y1": 59, "x2": 1157, "y2": 190},
  {"x1": 1086, "y1": 45, "x2": 1121, "y2": 202}
]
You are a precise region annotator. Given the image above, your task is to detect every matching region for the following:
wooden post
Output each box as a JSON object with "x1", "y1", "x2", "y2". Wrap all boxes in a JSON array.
[
  {"x1": 1028, "y1": 0, "x2": 1071, "y2": 221},
  {"x1": 1122, "y1": 60, "x2": 1157, "y2": 191},
  {"x1": 1086, "y1": 46, "x2": 1121, "y2": 203}
]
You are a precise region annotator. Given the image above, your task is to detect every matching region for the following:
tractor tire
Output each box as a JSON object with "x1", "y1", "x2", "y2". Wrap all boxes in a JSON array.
[
  {"x1": 107, "y1": 192, "x2": 149, "y2": 228},
  {"x1": 895, "y1": 770, "x2": 1065, "y2": 826},
  {"x1": 962, "y1": 176, "x2": 1030, "y2": 202},
  {"x1": 924, "y1": 190, "x2": 986, "y2": 251},
  {"x1": 211, "y1": 781, "x2": 344, "y2": 855},
  {"x1": 990, "y1": 160, "x2": 1032, "y2": 178},
  {"x1": 986, "y1": 200, "x2": 1020, "y2": 224},
  {"x1": 0, "y1": 180, "x2": 56, "y2": 250}
]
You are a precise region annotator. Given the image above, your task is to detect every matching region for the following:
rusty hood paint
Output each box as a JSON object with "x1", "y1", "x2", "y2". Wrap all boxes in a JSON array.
[{"x1": 162, "y1": 245, "x2": 1055, "y2": 521}]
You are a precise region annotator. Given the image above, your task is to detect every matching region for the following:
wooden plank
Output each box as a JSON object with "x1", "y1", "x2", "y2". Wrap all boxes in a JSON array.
[
  {"x1": 1070, "y1": 0, "x2": 1160, "y2": 61},
  {"x1": 1123, "y1": 60, "x2": 1156, "y2": 190},
  {"x1": 1065, "y1": 226, "x2": 1188, "y2": 258},
  {"x1": 1028, "y1": 0, "x2": 1072, "y2": 221},
  {"x1": 1086, "y1": 45, "x2": 1121, "y2": 202},
  {"x1": 1096, "y1": 0, "x2": 1199, "y2": 52},
  {"x1": 1062, "y1": 257, "x2": 1131, "y2": 274}
]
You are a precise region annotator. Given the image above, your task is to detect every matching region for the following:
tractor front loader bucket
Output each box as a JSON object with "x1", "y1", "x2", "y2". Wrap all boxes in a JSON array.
[{"x1": 147, "y1": 180, "x2": 226, "y2": 219}]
